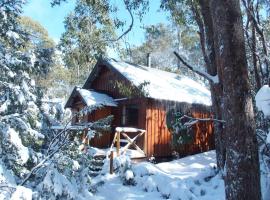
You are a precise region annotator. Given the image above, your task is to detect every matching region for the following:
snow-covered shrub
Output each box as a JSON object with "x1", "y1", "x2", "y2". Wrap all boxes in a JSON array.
[
  {"x1": 256, "y1": 85, "x2": 270, "y2": 117},
  {"x1": 123, "y1": 169, "x2": 136, "y2": 186},
  {"x1": 113, "y1": 155, "x2": 132, "y2": 173},
  {"x1": 255, "y1": 85, "x2": 270, "y2": 200},
  {"x1": 101, "y1": 154, "x2": 135, "y2": 186}
]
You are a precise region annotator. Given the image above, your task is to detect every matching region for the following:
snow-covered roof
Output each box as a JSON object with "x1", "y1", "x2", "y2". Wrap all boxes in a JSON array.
[
  {"x1": 106, "y1": 59, "x2": 211, "y2": 106},
  {"x1": 65, "y1": 87, "x2": 117, "y2": 108},
  {"x1": 77, "y1": 88, "x2": 117, "y2": 107}
]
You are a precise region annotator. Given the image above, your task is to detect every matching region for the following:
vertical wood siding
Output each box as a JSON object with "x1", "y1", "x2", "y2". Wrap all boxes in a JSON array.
[
  {"x1": 88, "y1": 107, "x2": 112, "y2": 148},
  {"x1": 145, "y1": 99, "x2": 214, "y2": 158}
]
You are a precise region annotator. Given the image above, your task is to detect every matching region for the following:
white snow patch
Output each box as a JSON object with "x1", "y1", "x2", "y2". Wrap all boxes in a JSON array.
[
  {"x1": 0, "y1": 100, "x2": 9, "y2": 113},
  {"x1": 115, "y1": 127, "x2": 145, "y2": 133},
  {"x1": 266, "y1": 132, "x2": 270, "y2": 144},
  {"x1": 10, "y1": 186, "x2": 32, "y2": 200},
  {"x1": 256, "y1": 85, "x2": 270, "y2": 116},
  {"x1": 0, "y1": 161, "x2": 16, "y2": 185},
  {"x1": 6, "y1": 31, "x2": 19, "y2": 39},
  {"x1": 7, "y1": 127, "x2": 29, "y2": 164},
  {"x1": 125, "y1": 170, "x2": 134, "y2": 180},
  {"x1": 76, "y1": 88, "x2": 117, "y2": 107},
  {"x1": 93, "y1": 151, "x2": 225, "y2": 200}
]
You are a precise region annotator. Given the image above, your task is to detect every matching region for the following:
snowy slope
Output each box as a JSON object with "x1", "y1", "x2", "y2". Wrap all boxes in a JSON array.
[
  {"x1": 107, "y1": 59, "x2": 211, "y2": 106},
  {"x1": 92, "y1": 151, "x2": 225, "y2": 200}
]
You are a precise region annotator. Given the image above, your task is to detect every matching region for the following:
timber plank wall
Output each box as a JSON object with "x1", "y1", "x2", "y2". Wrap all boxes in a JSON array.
[{"x1": 145, "y1": 99, "x2": 215, "y2": 158}]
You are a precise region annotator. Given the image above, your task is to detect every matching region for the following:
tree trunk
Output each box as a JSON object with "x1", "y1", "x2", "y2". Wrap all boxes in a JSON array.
[
  {"x1": 251, "y1": 21, "x2": 262, "y2": 90},
  {"x1": 210, "y1": 0, "x2": 261, "y2": 199},
  {"x1": 198, "y1": 0, "x2": 226, "y2": 171}
]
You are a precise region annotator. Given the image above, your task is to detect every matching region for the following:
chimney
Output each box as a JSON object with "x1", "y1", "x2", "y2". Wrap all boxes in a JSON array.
[{"x1": 147, "y1": 53, "x2": 151, "y2": 68}]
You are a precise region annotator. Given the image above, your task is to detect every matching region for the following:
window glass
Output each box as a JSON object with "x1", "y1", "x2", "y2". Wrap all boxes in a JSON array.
[{"x1": 122, "y1": 104, "x2": 139, "y2": 126}]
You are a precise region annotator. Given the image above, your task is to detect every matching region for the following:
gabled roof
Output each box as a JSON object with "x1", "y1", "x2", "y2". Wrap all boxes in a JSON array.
[
  {"x1": 83, "y1": 58, "x2": 212, "y2": 106},
  {"x1": 65, "y1": 87, "x2": 117, "y2": 108}
]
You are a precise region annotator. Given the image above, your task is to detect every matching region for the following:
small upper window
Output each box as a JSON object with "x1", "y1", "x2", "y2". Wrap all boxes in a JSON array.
[{"x1": 121, "y1": 104, "x2": 139, "y2": 127}]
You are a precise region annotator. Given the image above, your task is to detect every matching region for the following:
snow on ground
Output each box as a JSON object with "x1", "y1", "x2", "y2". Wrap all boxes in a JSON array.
[
  {"x1": 88, "y1": 147, "x2": 146, "y2": 159},
  {"x1": 91, "y1": 151, "x2": 225, "y2": 200}
]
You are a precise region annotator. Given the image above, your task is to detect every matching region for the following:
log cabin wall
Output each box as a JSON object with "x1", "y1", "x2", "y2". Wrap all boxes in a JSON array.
[{"x1": 145, "y1": 99, "x2": 214, "y2": 158}]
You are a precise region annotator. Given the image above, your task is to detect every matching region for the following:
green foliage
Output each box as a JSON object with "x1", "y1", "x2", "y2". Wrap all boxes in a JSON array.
[
  {"x1": 160, "y1": 0, "x2": 198, "y2": 26},
  {"x1": 19, "y1": 16, "x2": 55, "y2": 49},
  {"x1": 58, "y1": 0, "x2": 116, "y2": 85},
  {"x1": 166, "y1": 109, "x2": 195, "y2": 145},
  {"x1": 16, "y1": 16, "x2": 57, "y2": 78}
]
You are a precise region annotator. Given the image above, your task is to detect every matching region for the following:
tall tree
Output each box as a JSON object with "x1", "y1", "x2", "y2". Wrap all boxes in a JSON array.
[
  {"x1": 162, "y1": 0, "x2": 226, "y2": 172},
  {"x1": 19, "y1": 16, "x2": 56, "y2": 81},
  {"x1": 54, "y1": 0, "x2": 149, "y2": 85},
  {"x1": 59, "y1": 0, "x2": 116, "y2": 85},
  {"x1": 164, "y1": 0, "x2": 261, "y2": 199},
  {"x1": 209, "y1": 1, "x2": 260, "y2": 199}
]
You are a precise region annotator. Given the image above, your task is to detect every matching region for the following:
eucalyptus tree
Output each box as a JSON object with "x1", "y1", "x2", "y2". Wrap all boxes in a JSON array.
[
  {"x1": 57, "y1": 0, "x2": 149, "y2": 85},
  {"x1": 164, "y1": 1, "x2": 261, "y2": 199},
  {"x1": 19, "y1": 16, "x2": 56, "y2": 80}
]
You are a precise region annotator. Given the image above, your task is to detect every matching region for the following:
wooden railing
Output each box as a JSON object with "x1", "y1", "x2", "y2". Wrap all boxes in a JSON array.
[{"x1": 109, "y1": 127, "x2": 146, "y2": 174}]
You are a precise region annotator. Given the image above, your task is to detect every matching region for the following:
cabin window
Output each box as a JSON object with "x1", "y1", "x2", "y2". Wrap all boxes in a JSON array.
[{"x1": 121, "y1": 104, "x2": 139, "y2": 127}]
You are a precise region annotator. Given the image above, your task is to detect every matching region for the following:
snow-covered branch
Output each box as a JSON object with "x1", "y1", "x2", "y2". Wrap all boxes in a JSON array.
[
  {"x1": 20, "y1": 105, "x2": 113, "y2": 186},
  {"x1": 173, "y1": 51, "x2": 219, "y2": 84},
  {"x1": 180, "y1": 114, "x2": 225, "y2": 127}
]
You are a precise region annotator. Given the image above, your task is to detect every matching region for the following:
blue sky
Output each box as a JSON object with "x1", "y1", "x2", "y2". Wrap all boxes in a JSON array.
[{"x1": 23, "y1": 0, "x2": 170, "y2": 46}]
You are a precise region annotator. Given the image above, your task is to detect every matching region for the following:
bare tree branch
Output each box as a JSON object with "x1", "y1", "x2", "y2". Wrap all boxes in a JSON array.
[
  {"x1": 190, "y1": 1, "x2": 211, "y2": 69},
  {"x1": 107, "y1": 1, "x2": 134, "y2": 42},
  {"x1": 242, "y1": 0, "x2": 269, "y2": 79},
  {"x1": 173, "y1": 51, "x2": 218, "y2": 83},
  {"x1": 181, "y1": 114, "x2": 225, "y2": 123}
]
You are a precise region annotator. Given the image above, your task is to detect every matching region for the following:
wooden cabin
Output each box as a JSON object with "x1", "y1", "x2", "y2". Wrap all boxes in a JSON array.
[{"x1": 65, "y1": 58, "x2": 215, "y2": 158}]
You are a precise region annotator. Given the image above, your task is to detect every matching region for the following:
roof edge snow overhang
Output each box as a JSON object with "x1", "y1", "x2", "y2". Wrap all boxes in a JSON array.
[{"x1": 64, "y1": 87, "x2": 117, "y2": 109}]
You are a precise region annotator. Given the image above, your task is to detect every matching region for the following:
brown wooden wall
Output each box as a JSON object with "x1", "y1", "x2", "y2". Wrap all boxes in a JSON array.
[
  {"x1": 145, "y1": 99, "x2": 214, "y2": 158},
  {"x1": 88, "y1": 107, "x2": 112, "y2": 148},
  {"x1": 70, "y1": 96, "x2": 113, "y2": 148}
]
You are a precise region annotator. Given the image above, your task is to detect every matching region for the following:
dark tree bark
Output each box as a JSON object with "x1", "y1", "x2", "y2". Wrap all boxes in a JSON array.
[
  {"x1": 198, "y1": 0, "x2": 226, "y2": 172},
  {"x1": 208, "y1": 0, "x2": 261, "y2": 199},
  {"x1": 164, "y1": 0, "x2": 262, "y2": 197}
]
